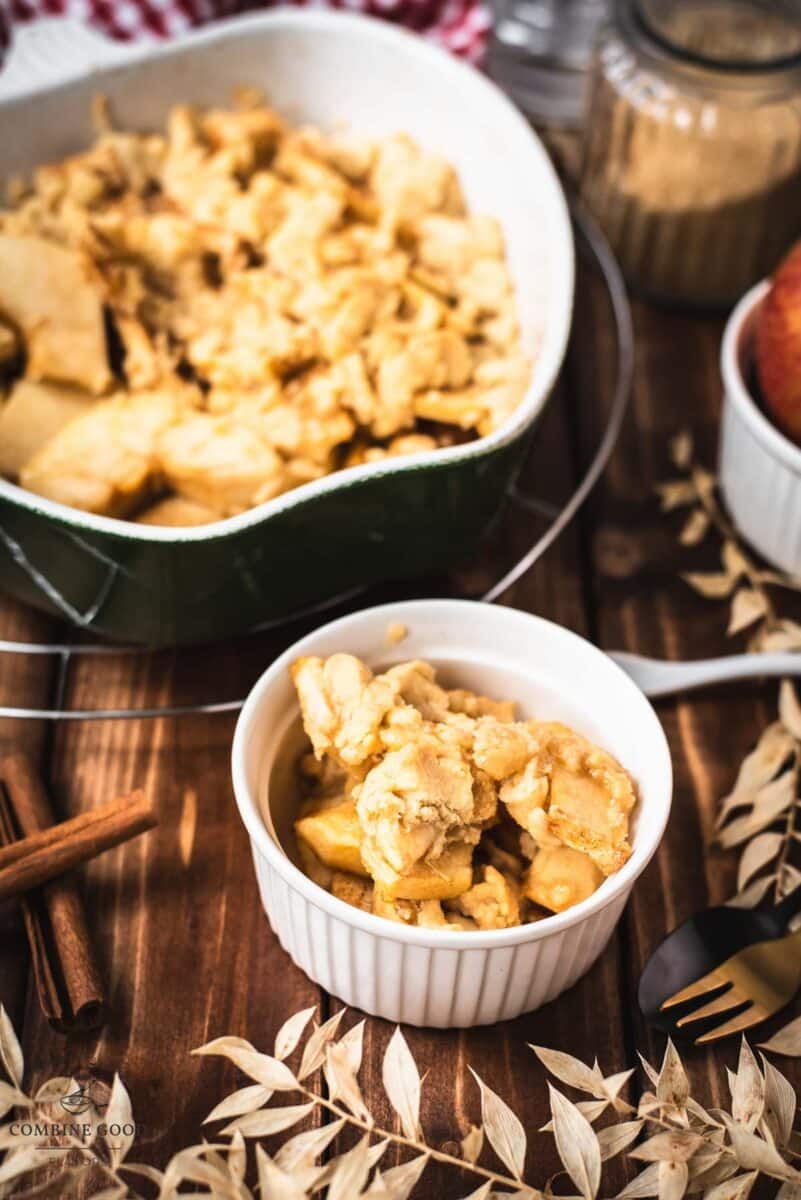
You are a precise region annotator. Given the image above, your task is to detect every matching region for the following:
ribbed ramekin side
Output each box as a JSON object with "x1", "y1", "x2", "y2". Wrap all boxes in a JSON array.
[
  {"x1": 553, "y1": 893, "x2": 626, "y2": 995},
  {"x1": 508, "y1": 892, "x2": 626, "y2": 1017},
  {"x1": 254, "y1": 854, "x2": 335, "y2": 995},
  {"x1": 251, "y1": 842, "x2": 632, "y2": 1027},
  {"x1": 720, "y1": 395, "x2": 801, "y2": 574}
]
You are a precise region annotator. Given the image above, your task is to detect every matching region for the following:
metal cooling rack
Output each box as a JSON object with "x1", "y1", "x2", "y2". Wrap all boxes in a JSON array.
[{"x1": 0, "y1": 200, "x2": 633, "y2": 720}]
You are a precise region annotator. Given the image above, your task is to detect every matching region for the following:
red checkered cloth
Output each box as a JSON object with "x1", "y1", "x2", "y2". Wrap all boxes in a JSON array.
[{"x1": 0, "y1": 0, "x2": 492, "y2": 64}]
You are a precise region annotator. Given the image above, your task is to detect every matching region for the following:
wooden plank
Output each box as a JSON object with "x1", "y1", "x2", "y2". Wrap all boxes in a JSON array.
[
  {"x1": 0, "y1": 596, "x2": 59, "y2": 1028},
  {"x1": 17, "y1": 633, "x2": 323, "y2": 1170},
  {"x1": 13, "y1": 321, "x2": 635, "y2": 1194},
  {"x1": 330, "y1": 355, "x2": 634, "y2": 1196},
  {"x1": 2, "y1": 255, "x2": 734, "y2": 1197},
  {"x1": 574, "y1": 281, "x2": 779, "y2": 1109},
  {"x1": 2, "y1": 113, "x2": 792, "y2": 1200}
]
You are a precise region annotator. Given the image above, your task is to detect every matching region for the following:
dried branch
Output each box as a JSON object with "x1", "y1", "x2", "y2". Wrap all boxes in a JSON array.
[
  {"x1": 658, "y1": 431, "x2": 801, "y2": 1052},
  {"x1": 659, "y1": 431, "x2": 801, "y2": 910},
  {"x1": 4, "y1": 1004, "x2": 801, "y2": 1198}
]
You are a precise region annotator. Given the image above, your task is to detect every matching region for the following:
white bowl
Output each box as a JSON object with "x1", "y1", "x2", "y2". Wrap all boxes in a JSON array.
[
  {"x1": 720, "y1": 281, "x2": 801, "y2": 574},
  {"x1": 231, "y1": 600, "x2": 672, "y2": 1027}
]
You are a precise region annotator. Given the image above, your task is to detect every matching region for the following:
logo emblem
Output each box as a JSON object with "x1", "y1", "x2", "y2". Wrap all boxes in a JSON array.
[{"x1": 59, "y1": 1083, "x2": 107, "y2": 1117}]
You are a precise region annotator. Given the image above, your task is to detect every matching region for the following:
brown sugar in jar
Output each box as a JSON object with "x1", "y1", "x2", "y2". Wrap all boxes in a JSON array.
[{"x1": 580, "y1": 0, "x2": 801, "y2": 308}]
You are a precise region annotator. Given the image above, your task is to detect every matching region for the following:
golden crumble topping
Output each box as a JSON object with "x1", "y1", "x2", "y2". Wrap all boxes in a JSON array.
[
  {"x1": 0, "y1": 95, "x2": 531, "y2": 524},
  {"x1": 292, "y1": 651, "x2": 637, "y2": 930}
]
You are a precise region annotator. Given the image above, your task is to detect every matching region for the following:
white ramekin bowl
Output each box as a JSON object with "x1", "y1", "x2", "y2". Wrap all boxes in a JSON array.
[
  {"x1": 720, "y1": 281, "x2": 801, "y2": 574},
  {"x1": 232, "y1": 600, "x2": 672, "y2": 1027}
]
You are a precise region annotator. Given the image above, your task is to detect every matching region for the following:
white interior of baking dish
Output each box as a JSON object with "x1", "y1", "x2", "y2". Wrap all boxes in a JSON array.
[{"x1": 0, "y1": 11, "x2": 574, "y2": 542}]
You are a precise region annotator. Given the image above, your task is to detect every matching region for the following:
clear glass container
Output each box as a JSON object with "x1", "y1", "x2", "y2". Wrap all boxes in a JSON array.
[
  {"x1": 579, "y1": 0, "x2": 801, "y2": 307},
  {"x1": 487, "y1": 1, "x2": 611, "y2": 127}
]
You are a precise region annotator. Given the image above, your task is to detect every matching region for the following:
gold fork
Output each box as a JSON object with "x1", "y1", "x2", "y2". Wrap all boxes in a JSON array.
[{"x1": 661, "y1": 926, "x2": 801, "y2": 1044}]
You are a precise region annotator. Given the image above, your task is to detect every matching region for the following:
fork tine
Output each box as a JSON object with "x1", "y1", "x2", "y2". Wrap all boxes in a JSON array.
[
  {"x1": 675, "y1": 985, "x2": 747, "y2": 1028},
  {"x1": 695, "y1": 1003, "x2": 768, "y2": 1045},
  {"x1": 660, "y1": 969, "x2": 728, "y2": 1011}
]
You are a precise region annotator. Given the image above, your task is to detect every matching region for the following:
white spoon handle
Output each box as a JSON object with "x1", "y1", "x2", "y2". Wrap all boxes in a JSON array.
[{"x1": 608, "y1": 651, "x2": 801, "y2": 698}]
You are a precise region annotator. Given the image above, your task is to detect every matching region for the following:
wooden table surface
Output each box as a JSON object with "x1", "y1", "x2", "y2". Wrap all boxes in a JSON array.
[{"x1": 0, "y1": 217, "x2": 791, "y2": 1197}]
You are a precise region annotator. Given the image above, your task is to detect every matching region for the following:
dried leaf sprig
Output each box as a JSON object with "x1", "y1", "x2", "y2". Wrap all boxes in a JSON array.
[
  {"x1": 5, "y1": 1004, "x2": 801, "y2": 1199},
  {"x1": 656, "y1": 430, "x2": 801, "y2": 645},
  {"x1": 658, "y1": 431, "x2": 801, "y2": 909}
]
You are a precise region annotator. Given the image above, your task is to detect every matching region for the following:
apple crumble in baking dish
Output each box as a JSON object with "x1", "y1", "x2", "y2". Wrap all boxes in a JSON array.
[
  {"x1": 291, "y1": 654, "x2": 636, "y2": 930},
  {"x1": 0, "y1": 94, "x2": 531, "y2": 525}
]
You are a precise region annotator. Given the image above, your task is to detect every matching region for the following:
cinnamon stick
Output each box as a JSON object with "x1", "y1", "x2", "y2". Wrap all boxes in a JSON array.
[
  {"x1": 0, "y1": 789, "x2": 156, "y2": 901},
  {"x1": 0, "y1": 753, "x2": 154, "y2": 1034}
]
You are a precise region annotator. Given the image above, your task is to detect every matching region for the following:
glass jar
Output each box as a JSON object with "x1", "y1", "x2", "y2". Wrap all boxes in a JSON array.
[
  {"x1": 579, "y1": 0, "x2": 801, "y2": 307},
  {"x1": 487, "y1": 1, "x2": 611, "y2": 127}
]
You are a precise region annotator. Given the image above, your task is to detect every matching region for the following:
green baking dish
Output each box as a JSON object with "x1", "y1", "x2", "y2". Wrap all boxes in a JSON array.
[{"x1": 0, "y1": 11, "x2": 574, "y2": 645}]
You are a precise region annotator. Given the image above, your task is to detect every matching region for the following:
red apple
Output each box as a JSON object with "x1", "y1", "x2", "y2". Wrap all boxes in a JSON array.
[{"x1": 756, "y1": 241, "x2": 801, "y2": 444}]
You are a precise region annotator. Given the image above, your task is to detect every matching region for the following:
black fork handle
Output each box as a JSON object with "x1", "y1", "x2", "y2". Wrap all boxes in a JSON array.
[{"x1": 772, "y1": 882, "x2": 801, "y2": 930}]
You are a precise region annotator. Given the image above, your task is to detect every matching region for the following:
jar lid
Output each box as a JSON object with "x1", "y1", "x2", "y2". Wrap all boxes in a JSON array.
[{"x1": 634, "y1": 0, "x2": 801, "y2": 70}]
